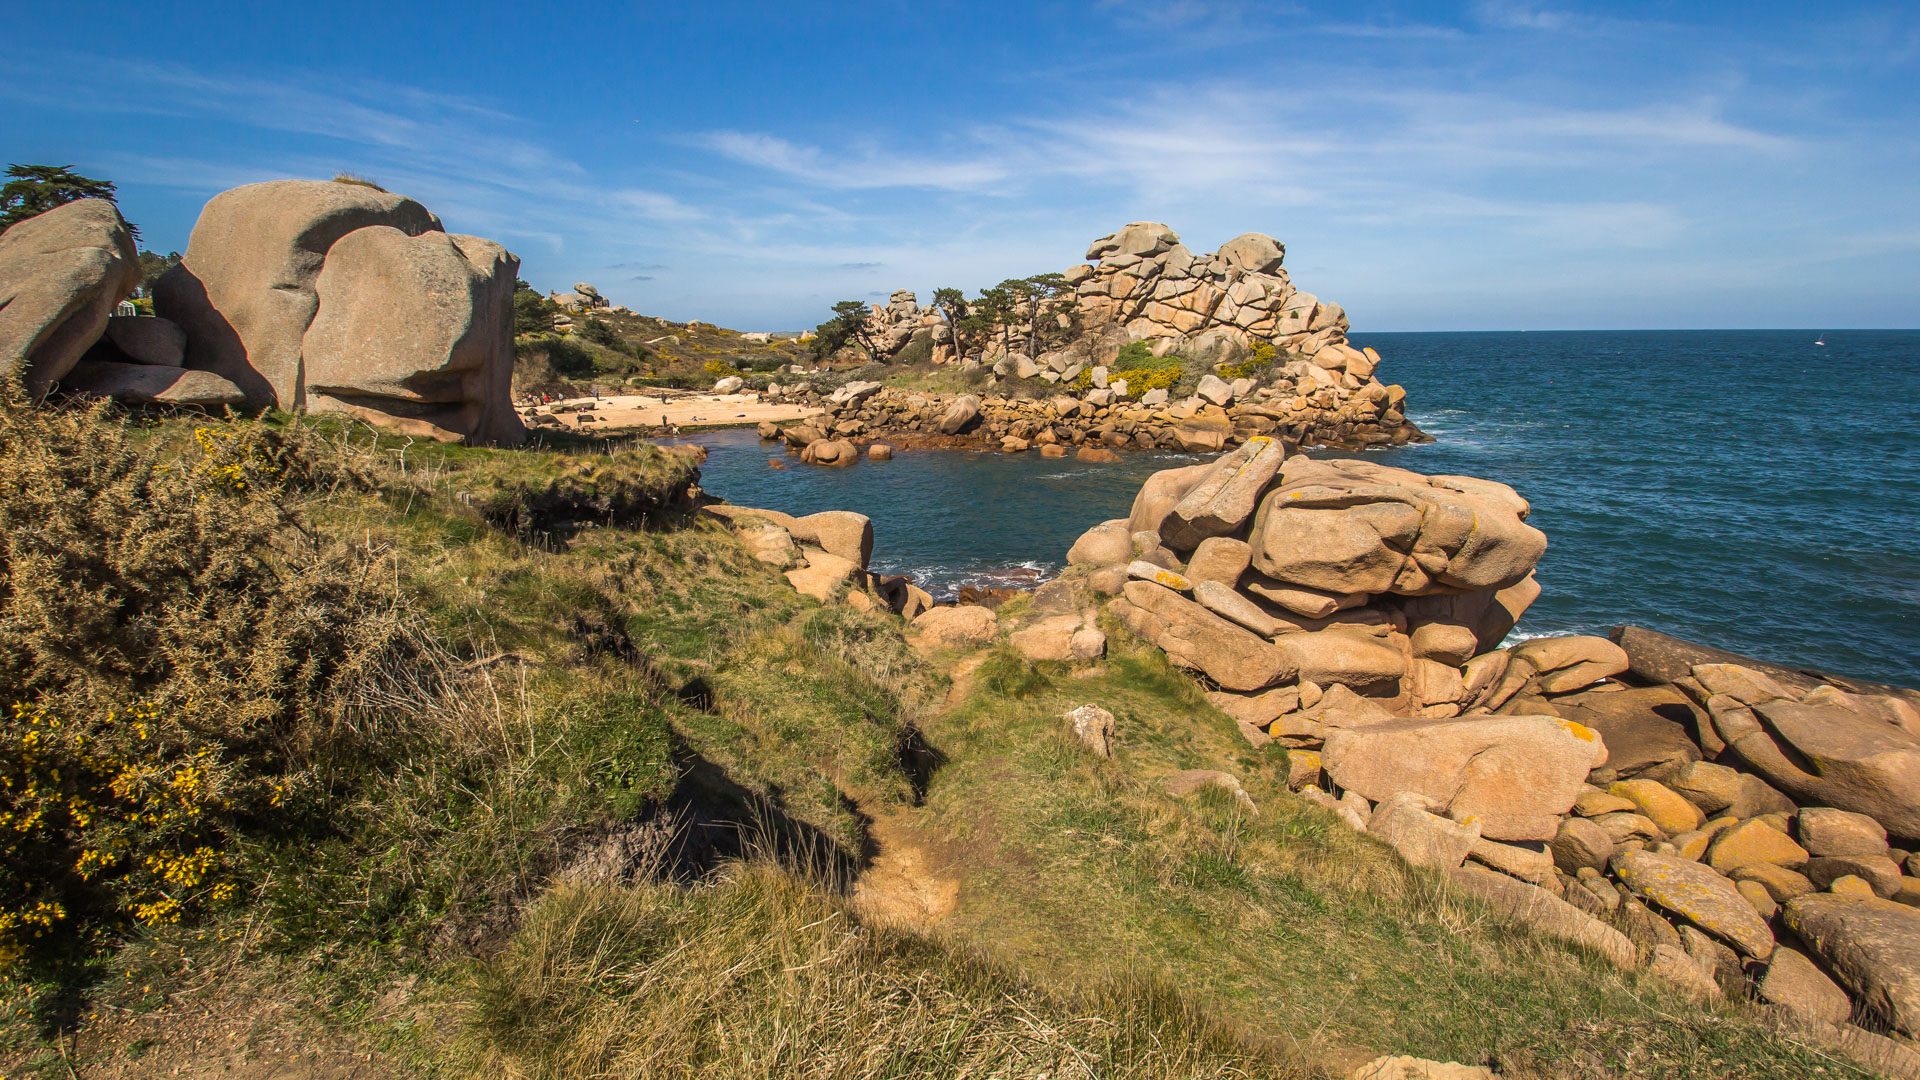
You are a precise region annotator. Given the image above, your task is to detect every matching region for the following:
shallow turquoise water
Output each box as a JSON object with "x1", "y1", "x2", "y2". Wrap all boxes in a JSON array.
[{"x1": 665, "y1": 330, "x2": 1920, "y2": 686}]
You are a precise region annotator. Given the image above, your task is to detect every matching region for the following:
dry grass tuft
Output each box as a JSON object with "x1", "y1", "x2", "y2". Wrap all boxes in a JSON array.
[{"x1": 468, "y1": 860, "x2": 1297, "y2": 1080}]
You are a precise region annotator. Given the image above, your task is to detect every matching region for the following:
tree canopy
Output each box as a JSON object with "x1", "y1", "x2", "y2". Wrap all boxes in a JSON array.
[
  {"x1": 810, "y1": 300, "x2": 881, "y2": 364},
  {"x1": 0, "y1": 164, "x2": 133, "y2": 236}
]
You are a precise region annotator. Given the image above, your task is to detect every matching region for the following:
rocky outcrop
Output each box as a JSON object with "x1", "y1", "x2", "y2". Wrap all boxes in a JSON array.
[
  {"x1": 703, "y1": 501, "x2": 934, "y2": 625},
  {"x1": 1059, "y1": 441, "x2": 1920, "y2": 1044},
  {"x1": 0, "y1": 199, "x2": 141, "y2": 398},
  {"x1": 836, "y1": 224, "x2": 1425, "y2": 452},
  {"x1": 550, "y1": 281, "x2": 612, "y2": 312},
  {"x1": 303, "y1": 227, "x2": 522, "y2": 445},
  {"x1": 1073, "y1": 223, "x2": 1365, "y2": 372},
  {"x1": 765, "y1": 377, "x2": 1414, "y2": 458},
  {"x1": 154, "y1": 180, "x2": 522, "y2": 444}
]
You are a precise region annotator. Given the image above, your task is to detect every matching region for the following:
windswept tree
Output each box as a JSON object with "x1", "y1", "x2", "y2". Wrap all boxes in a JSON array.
[
  {"x1": 960, "y1": 283, "x2": 1014, "y2": 354},
  {"x1": 810, "y1": 300, "x2": 881, "y2": 364},
  {"x1": 930, "y1": 287, "x2": 970, "y2": 355},
  {"x1": 1023, "y1": 272, "x2": 1079, "y2": 356},
  {"x1": 0, "y1": 164, "x2": 132, "y2": 235},
  {"x1": 512, "y1": 279, "x2": 560, "y2": 336}
]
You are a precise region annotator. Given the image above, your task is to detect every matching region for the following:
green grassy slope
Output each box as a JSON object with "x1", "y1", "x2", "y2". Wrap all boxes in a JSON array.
[{"x1": 0, "y1": 403, "x2": 1873, "y2": 1080}]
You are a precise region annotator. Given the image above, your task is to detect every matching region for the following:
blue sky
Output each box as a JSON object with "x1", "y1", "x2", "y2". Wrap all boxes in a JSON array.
[{"x1": 5, "y1": 1, "x2": 1917, "y2": 330}]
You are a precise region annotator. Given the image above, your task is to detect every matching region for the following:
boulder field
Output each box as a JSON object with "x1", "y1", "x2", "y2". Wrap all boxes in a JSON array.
[
  {"x1": 0, "y1": 181, "x2": 522, "y2": 445},
  {"x1": 1037, "y1": 439, "x2": 1920, "y2": 1058}
]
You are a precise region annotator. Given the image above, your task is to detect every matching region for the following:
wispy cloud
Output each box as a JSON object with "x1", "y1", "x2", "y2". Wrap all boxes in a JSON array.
[
  {"x1": 1313, "y1": 21, "x2": 1466, "y2": 40},
  {"x1": 698, "y1": 132, "x2": 1015, "y2": 191}
]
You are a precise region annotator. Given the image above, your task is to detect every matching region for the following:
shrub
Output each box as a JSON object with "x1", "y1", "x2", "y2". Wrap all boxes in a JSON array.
[
  {"x1": 0, "y1": 400, "x2": 433, "y2": 969},
  {"x1": 330, "y1": 172, "x2": 387, "y2": 192},
  {"x1": 542, "y1": 337, "x2": 597, "y2": 378},
  {"x1": 1112, "y1": 340, "x2": 1157, "y2": 369},
  {"x1": 1125, "y1": 364, "x2": 1185, "y2": 394},
  {"x1": 1218, "y1": 341, "x2": 1277, "y2": 380},
  {"x1": 578, "y1": 318, "x2": 619, "y2": 349},
  {"x1": 894, "y1": 335, "x2": 934, "y2": 368},
  {"x1": 513, "y1": 285, "x2": 559, "y2": 336}
]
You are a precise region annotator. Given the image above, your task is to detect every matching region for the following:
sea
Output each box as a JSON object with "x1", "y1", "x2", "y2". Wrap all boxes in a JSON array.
[{"x1": 660, "y1": 330, "x2": 1920, "y2": 688}]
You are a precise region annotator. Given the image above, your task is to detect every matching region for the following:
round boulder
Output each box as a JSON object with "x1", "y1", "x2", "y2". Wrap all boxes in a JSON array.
[
  {"x1": 155, "y1": 179, "x2": 442, "y2": 408},
  {"x1": 0, "y1": 199, "x2": 140, "y2": 398},
  {"x1": 304, "y1": 226, "x2": 524, "y2": 445},
  {"x1": 800, "y1": 439, "x2": 858, "y2": 466}
]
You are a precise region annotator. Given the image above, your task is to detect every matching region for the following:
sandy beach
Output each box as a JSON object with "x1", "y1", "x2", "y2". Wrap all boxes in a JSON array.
[{"x1": 523, "y1": 391, "x2": 822, "y2": 432}]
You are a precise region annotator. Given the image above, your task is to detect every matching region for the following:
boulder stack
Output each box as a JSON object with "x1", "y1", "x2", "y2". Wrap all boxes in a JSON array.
[
  {"x1": 1071, "y1": 443, "x2": 1920, "y2": 1052},
  {"x1": 151, "y1": 179, "x2": 522, "y2": 444},
  {"x1": 835, "y1": 224, "x2": 1422, "y2": 451},
  {"x1": 551, "y1": 281, "x2": 611, "y2": 312}
]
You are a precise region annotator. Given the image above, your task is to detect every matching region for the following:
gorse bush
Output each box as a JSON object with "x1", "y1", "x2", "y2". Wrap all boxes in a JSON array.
[
  {"x1": 0, "y1": 398, "x2": 434, "y2": 968},
  {"x1": 1217, "y1": 341, "x2": 1278, "y2": 381},
  {"x1": 1072, "y1": 341, "x2": 1185, "y2": 395}
]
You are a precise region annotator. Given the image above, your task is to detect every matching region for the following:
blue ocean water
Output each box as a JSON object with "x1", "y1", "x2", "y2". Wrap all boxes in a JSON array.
[{"x1": 667, "y1": 330, "x2": 1920, "y2": 687}]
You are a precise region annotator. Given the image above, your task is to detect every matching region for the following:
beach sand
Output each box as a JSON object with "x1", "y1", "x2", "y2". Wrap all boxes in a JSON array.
[{"x1": 524, "y1": 391, "x2": 822, "y2": 432}]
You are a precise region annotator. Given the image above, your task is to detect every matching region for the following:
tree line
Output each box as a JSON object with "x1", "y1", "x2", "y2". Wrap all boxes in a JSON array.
[{"x1": 810, "y1": 273, "x2": 1080, "y2": 365}]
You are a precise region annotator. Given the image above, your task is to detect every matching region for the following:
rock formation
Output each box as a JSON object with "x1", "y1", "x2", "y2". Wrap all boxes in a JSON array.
[
  {"x1": 1054, "y1": 439, "x2": 1920, "y2": 1052},
  {"x1": 151, "y1": 179, "x2": 523, "y2": 444},
  {"x1": 0, "y1": 199, "x2": 141, "y2": 398},
  {"x1": 551, "y1": 282, "x2": 611, "y2": 312},
  {"x1": 841, "y1": 223, "x2": 1421, "y2": 450},
  {"x1": 702, "y1": 503, "x2": 931, "y2": 620},
  {"x1": 762, "y1": 372, "x2": 1416, "y2": 460},
  {"x1": 303, "y1": 227, "x2": 522, "y2": 444}
]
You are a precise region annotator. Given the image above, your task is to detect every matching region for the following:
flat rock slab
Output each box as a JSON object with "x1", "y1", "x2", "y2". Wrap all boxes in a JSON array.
[
  {"x1": 1322, "y1": 714, "x2": 1605, "y2": 841},
  {"x1": 1159, "y1": 435, "x2": 1286, "y2": 551},
  {"x1": 1120, "y1": 579, "x2": 1290, "y2": 691},
  {"x1": 1447, "y1": 864, "x2": 1634, "y2": 969},
  {"x1": 62, "y1": 360, "x2": 247, "y2": 407},
  {"x1": 1552, "y1": 685, "x2": 1703, "y2": 784},
  {"x1": 1613, "y1": 850, "x2": 1774, "y2": 959},
  {"x1": 1784, "y1": 893, "x2": 1920, "y2": 1039}
]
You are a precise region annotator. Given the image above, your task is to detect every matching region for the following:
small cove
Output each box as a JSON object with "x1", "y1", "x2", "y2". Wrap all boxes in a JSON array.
[{"x1": 666, "y1": 329, "x2": 1920, "y2": 687}]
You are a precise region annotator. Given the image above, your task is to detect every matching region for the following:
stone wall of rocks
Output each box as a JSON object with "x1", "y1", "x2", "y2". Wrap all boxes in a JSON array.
[
  {"x1": 1060, "y1": 439, "x2": 1920, "y2": 1067},
  {"x1": 758, "y1": 366, "x2": 1422, "y2": 458}
]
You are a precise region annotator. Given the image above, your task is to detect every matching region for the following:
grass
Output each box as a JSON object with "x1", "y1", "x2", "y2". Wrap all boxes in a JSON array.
[
  {"x1": 0, "y1": 402, "x2": 943, "y2": 1075},
  {"x1": 0, "y1": 400, "x2": 1880, "y2": 1080},
  {"x1": 466, "y1": 862, "x2": 1297, "y2": 1080},
  {"x1": 905, "y1": 626, "x2": 1875, "y2": 1079}
]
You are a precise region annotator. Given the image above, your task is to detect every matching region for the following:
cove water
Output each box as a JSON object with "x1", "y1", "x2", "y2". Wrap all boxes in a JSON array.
[{"x1": 664, "y1": 330, "x2": 1920, "y2": 687}]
